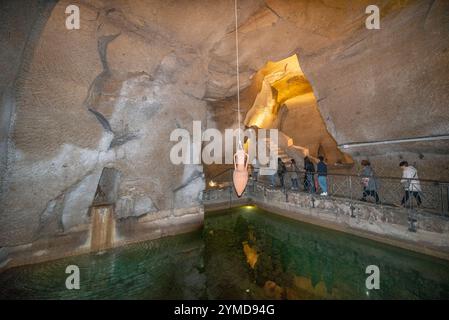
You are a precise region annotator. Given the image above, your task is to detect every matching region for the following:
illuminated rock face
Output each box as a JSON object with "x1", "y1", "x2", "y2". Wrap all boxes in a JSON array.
[
  {"x1": 0, "y1": 0, "x2": 208, "y2": 249},
  {"x1": 244, "y1": 54, "x2": 353, "y2": 167},
  {"x1": 0, "y1": 0, "x2": 448, "y2": 254}
]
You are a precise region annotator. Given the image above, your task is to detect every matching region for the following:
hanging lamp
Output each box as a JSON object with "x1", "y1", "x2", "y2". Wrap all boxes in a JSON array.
[{"x1": 232, "y1": 0, "x2": 249, "y2": 197}]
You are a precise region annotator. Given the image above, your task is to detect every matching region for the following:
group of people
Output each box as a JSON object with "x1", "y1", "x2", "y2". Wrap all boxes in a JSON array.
[
  {"x1": 250, "y1": 156, "x2": 423, "y2": 208},
  {"x1": 359, "y1": 160, "x2": 422, "y2": 207},
  {"x1": 257, "y1": 156, "x2": 329, "y2": 196}
]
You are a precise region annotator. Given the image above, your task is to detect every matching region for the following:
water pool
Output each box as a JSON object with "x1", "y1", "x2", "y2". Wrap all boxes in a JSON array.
[{"x1": 1, "y1": 206, "x2": 449, "y2": 299}]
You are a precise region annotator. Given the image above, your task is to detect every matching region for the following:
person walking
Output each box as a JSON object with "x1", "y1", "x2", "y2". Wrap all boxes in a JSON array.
[
  {"x1": 400, "y1": 161, "x2": 422, "y2": 207},
  {"x1": 304, "y1": 156, "x2": 315, "y2": 193},
  {"x1": 277, "y1": 158, "x2": 287, "y2": 189},
  {"x1": 289, "y1": 159, "x2": 300, "y2": 191},
  {"x1": 359, "y1": 160, "x2": 380, "y2": 204},
  {"x1": 317, "y1": 156, "x2": 328, "y2": 196}
]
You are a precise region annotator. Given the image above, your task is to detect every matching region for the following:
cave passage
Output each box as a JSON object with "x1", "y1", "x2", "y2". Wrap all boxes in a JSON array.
[{"x1": 244, "y1": 54, "x2": 353, "y2": 167}]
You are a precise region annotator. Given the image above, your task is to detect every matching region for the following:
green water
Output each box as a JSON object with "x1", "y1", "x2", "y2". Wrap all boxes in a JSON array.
[{"x1": 1, "y1": 206, "x2": 449, "y2": 299}]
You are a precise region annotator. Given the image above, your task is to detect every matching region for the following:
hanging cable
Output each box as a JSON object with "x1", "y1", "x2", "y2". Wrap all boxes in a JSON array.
[
  {"x1": 231, "y1": 0, "x2": 249, "y2": 197},
  {"x1": 234, "y1": 0, "x2": 242, "y2": 150}
]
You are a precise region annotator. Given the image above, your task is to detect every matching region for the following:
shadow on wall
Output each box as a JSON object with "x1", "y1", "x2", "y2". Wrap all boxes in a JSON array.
[{"x1": 244, "y1": 54, "x2": 353, "y2": 167}]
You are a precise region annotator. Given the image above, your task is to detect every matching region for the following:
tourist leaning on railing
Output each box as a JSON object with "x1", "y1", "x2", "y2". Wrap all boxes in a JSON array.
[
  {"x1": 399, "y1": 161, "x2": 422, "y2": 207},
  {"x1": 317, "y1": 156, "x2": 328, "y2": 196},
  {"x1": 289, "y1": 159, "x2": 300, "y2": 191},
  {"x1": 277, "y1": 157, "x2": 287, "y2": 189}
]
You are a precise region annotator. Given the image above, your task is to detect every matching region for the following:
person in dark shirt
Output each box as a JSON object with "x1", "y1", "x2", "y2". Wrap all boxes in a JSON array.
[
  {"x1": 304, "y1": 156, "x2": 315, "y2": 193},
  {"x1": 317, "y1": 156, "x2": 328, "y2": 196}
]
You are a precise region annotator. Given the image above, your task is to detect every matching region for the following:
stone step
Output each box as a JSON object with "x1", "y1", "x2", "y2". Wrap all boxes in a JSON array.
[{"x1": 258, "y1": 160, "x2": 291, "y2": 168}]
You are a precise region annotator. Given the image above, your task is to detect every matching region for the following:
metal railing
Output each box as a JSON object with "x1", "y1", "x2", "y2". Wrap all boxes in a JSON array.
[{"x1": 204, "y1": 167, "x2": 449, "y2": 219}]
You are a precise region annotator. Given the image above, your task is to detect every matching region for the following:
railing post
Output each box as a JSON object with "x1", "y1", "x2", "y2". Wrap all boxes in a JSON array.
[
  {"x1": 405, "y1": 181, "x2": 418, "y2": 232},
  {"x1": 349, "y1": 175, "x2": 356, "y2": 218},
  {"x1": 445, "y1": 184, "x2": 449, "y2": 217}
]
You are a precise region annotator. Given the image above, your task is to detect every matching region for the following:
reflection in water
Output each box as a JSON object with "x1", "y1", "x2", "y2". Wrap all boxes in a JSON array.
[
  {"x1": 242, "y1": 241, "x2": 258, "y2": 269},
  {"x1": 0, "y1": 232, "x2": 206, "y2": 299},
  {"x1": 1, "y1": 206, "x2": 449, "y2": 299}
]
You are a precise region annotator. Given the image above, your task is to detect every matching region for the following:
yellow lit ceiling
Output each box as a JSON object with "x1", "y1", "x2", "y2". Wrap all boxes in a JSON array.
[
  {"x1": 243, "y1": 54, "x2": 353, "y2": 165},
  {"x1": 244, "y1": 54, "x2": 315, "y2": 128}
]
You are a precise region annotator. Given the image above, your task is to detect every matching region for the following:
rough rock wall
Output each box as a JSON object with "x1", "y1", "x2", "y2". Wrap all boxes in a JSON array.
[
  {"x1": 281, "y1": 95, "x2": 352, "y2": 165},
  {"x1": 242, "y1": 54, "x2": 353, "y2": 166},
  {"x1": 0, "y1": 0, "x2": 211, "y2": 247},
  {"x1": 206, "y1": 0, "x2": 449, "y2": 179}
]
